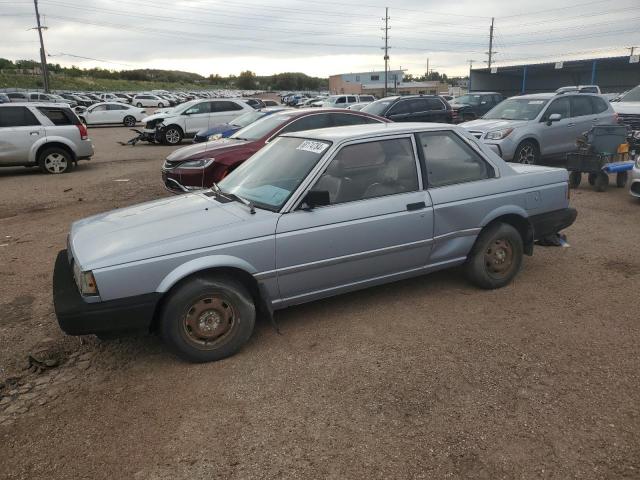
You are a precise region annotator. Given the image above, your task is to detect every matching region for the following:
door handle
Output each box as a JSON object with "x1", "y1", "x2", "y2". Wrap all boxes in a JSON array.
[
  {"x1": 406, "y1": 202, "x2": 426, "y2": 211},
  {"x1": 567, "y1": 123, "x2": 575, "y2": 127},
  {"x1": 29, "y1": 131, "x2": 39, "y2": 135}
]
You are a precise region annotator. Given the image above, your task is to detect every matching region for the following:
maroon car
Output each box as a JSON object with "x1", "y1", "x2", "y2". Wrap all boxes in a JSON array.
[{"x1": 161, "y1": 108, "x2": 389, "y2": 193}]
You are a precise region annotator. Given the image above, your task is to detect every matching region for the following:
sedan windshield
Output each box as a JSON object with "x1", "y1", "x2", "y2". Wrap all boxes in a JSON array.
[
  {"x1": 219, "y1": 136, "x2": 331, "y2": 211},
  {"x1": 230, "y1": 113, "x2": 294, "y2": 141},
  {"x1": 483, "y1": 98, "x2": 549, "y2": 120},
  {"x1": 231, "y1": 110, "x2": 267, "y2": 127},
  {"x1": 619, "y1": 86, "x2": 640, "y2": 102},
  {"x1": 361, "y1": 98, "x2": 394, "y2": 116}
]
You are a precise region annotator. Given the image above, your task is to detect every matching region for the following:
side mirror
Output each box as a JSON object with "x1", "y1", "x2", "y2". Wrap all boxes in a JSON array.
[
  {"x1": 546, "y1": 113, "x2": 561, "y2": 125},
  {"x1": 302, "y1": 190, "x2": 330, "y2": 210}
]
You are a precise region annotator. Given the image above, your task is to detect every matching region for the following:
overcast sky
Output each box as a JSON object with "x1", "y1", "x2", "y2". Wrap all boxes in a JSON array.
[{"x1": 1, "y1": 0, "x2": 639, "y2": 78}]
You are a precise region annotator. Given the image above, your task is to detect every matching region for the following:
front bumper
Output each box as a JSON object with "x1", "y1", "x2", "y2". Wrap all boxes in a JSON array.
[
  {"x1": 529, "y1": 208, "x2": 578, "y2": 239},
  {"x1": 630, "y1": 166, "x2": 640, "y2": 198},
  {"x1": 53, "y1": 250, "x2": 160, "y2": 335}
]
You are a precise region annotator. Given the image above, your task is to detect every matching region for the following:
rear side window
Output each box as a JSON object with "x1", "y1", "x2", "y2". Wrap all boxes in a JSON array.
[
  {"x1": 108, "y1": 104, "x2": 128, "y2": 110},
  {"x1": 418, "y1": 131, "x2": 494, "y2": 187},
  {"x1": 347, "y1": 96, "x2": 357, "y2": 103},
  {"x1": 570, "y1": 96, "x2": 593, "y2": 117},
  {"x1": 0, "y1": 106, "x2": 40, "y2": 127},
  {"x1": 8, "y1": 93, "x2": 26, "y2": 100},
  {"x1": 37, "y1": 107, "x2": 78, "y2": 126},
  {"x1": 330, "y1": 113, "x2": 381, "y2": 126},
  {"x1": 212, "y1": 101, "x2": 243, "y2": 112},
  {"x1": 590, "y1": 96, "x2": 609, "y2": 114},
  {"x1": 359, "y1": 96, "x2": 375, "y2": 102},
  {"x1": 281, "y1": 114, "x2": 332, "y2": 133}
]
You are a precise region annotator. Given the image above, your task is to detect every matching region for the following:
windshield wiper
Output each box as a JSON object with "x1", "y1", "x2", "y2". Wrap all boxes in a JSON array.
[{"x1": 219, "y1": 189, "x2": 256, "y2": 214}]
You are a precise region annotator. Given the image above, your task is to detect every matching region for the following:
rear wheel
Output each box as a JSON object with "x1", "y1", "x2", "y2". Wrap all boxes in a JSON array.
[
  {"x1": 595, "y1": 172, "x2": 609, "y2": 192},
  {"x1": 159, "y1": 275, "x2": 256, "y2": 362},
  {"x1": 136, "y1": 102, "x2": 143, "y2": 108},
  {"x1": 158, "y1": 102, "x2": 164, "y2": 108},
  {"x1": 38, "y1": 147, "x2": 73, "y2": 174},
  {"x1": 123, "y1": 115, "x2": 136, "y2": 127},
  {"x1": 514, "y1": 140, "x2": 539, "y2": 165},
  {"x1": 465, "y1": 223, "x2": 523, "y2": 289},
  {"x1": 616, "y1": 171, "x2": 628, "y2": 188},
  {"x1": 569, "y1": 171, "x2": 582, "y2": 188}
]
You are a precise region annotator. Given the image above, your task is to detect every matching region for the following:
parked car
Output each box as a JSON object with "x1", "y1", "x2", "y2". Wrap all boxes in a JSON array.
[
  {"x1": 131, "y1": 94, "x2": 167, "y2": 108},
  {"x1": 6, "y1": 92, "x2": 30, "y2": 102},
  {"x1": 347, "y1": 102, "x2": 371, "y2": 111},
  {"x1": 27, "y1": 92, "x2": 56, "y2": 103},
  {"x1": 49, "y1": 94, "x2": 77, "y2": 108},
  {"x1": 631, "y1": 154, "x2": 640, "y2": 198},
  {"x1": 54, "y1": 122, "x2": 577, "y2": 362},
  {"x1": 0, "y1": 103, "x2": 93, "y2": 173},
  {"x1": 0, "y1": 93, "x2": 9, "y2": 104},
  {"x1": 192, "y1": 107, "x2": 289, "y2": 143},
  {"x1": 361, "y1": 95, "x2": 454, "y2": 124},
  {"x1": 141, "y1": 98, "x2": 254, "y2": 145},
  {"x1": 611, "y1": 85, "x2": 640, "y2": 130},
  {"x1": 449, "y1": 92, "x2": 504, "y2": 122},
  {"x1": 162, "y1": 108, "x2": 388, "y2": 192},
  {"x1": 320, "y1": 95, "x2": 362, "y2": 108},
  {"x1": 60, "y1": 93, "x2": 91, "y2": 107},
  {"x1": 78, "y1": 102, "x2": 147, "y2": 127},
  {"x1": 462, "y1": 92, "x2": 617, "y2": 164},
  {"x1": 262, "y1": 99, "x2": 280, "y2": 107},
  {"x1": 244, "y1": 98, "x2": 267, "y2": 109},
  {"x1": 556, "y1": 85, "x2": 601, "y2": 94}
]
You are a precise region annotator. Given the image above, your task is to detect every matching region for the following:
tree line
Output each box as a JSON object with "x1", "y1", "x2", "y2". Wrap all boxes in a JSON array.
[{"x1": 0, "y1": 58, "x2": 327, "y2": 90}]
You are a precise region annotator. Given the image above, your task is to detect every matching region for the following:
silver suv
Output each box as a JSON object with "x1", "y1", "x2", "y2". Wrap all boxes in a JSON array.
[
  {"x1": 462, "y1": 92, "x2": 617, "y2": 164},
  {"x1": 0, "y1": 103, "x2": 94, "y2": 173}
]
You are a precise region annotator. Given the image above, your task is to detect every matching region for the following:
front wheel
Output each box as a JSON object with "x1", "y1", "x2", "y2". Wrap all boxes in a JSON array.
[
  {"x1": 159, "y1": 275, "x2": 256, "y2": 363},
  {"x1": 163, "y1": 126, "x2": 183, "y2": 145},
  {"x1": 158, "y1": 102, "x2": 164, "y2": 108},
  {"x1": 465, "y1": 223, "x2": 524, "y2": 289},
  {"x1": 514, "y1": 140, "x2": 539, "y2": 165},
  {"x1": 136, "y1": 102, "x2": 143, "y2": 108},
  {"x1": 569, "y1": 171, "x2": 582, "y2": 188},
  {"x1": 123, "y1": 115, "x2": 136, "y2": 127}
]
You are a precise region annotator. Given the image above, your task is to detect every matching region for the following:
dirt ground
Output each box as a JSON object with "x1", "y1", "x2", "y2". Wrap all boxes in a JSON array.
[{"x1": 0, "y1": 126, "x2": 639, "y2": 479}]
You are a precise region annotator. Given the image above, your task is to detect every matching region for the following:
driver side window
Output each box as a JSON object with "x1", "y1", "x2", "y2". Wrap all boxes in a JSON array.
[
  {"x1": 310, "y1": 138, "x2": 419, "y2": 205},
  {"x1": 185, "y1": 102, "x2": 211, "y2": 115},
  {"x1": 543, "y1": 97, "x2": 570, "y2": 120}
]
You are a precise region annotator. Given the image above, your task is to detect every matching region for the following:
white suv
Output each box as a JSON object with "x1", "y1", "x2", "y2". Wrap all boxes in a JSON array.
[
  {"x1": 320, "y1": 94, "x2": 374, "y2": 108},
  {"x1": 0, "y1": 103, "x2": 94, "y2": 173},
  {"x1": 132, "y1": 94, "x2": 167, "y2": 108},
  {"x1": 141, "y1": 98, "x2": 254, "y2": 145}
]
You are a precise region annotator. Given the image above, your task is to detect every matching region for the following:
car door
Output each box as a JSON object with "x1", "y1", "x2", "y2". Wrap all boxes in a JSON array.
[
  {"x1": 210, "y1": 100, "x2": 245, "y2": 125},
  {"x1": 106, "y1": 104, "x2": 126, "y2": 123},
  {"x1": 182, "y1": 101, "x2": 212, "y2": 134},
  {"x1": 406, "y1": 98, "x2": 432, "y2": 122},
  {"x1": 86, "y1": 104, "x2": 109, "y2": 124},
  {"x1": 537, "y1": 96, "x2": 572, "y2": 156},
  {"x1": 0, "y1": 106, "x2": 43, "y2": 164},
  {"x1": 275, "y1": 135, "x2": 433, "y2": 305},
  {"x1": 417, "y1": 130, "x2": 497, "y2": 265},
  {"x1": 386, "y1": 99, "x2": 412, "y2": 122},
  {"x1": 569, "y1": 95, "x2": 596, "y2": 140}
]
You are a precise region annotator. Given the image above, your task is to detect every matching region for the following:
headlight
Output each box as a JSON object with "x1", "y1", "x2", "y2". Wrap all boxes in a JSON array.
[
  {"x1": 178, "y1": 158, "x2": 215, "y2": 169},
  {"x1": 485, "y1": 128, "x2": 514, "y2": 140},
  {"x1": 73, "y1": 262, "x2": 98, "y2": 296},
  {"x1": 207, "y1": 133, "x2": 223, "y2": 141}
]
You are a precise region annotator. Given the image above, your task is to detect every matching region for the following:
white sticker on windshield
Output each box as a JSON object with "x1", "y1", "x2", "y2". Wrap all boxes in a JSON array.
[
  {"x1": 528, "y1": 100, "x2": 544, "y2": 104},
  {"x1": 297, "y1": 140, "x2": 329, "y2": 154}
]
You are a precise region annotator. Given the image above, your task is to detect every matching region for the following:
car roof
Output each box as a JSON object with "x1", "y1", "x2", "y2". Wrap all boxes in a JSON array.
[
  {"x1": 282, "y1": 122, "x2": 455, "y2": 142},
  {"x1": 0, "y1": 102, "x2": 70, "y2": 107}
]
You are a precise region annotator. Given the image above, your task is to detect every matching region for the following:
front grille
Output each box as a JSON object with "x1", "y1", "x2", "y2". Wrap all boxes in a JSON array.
[
  {"x1": 469, "y1": 131, "x2": 484, "y2": 139},
  {"x1": 618, "y1": 113, "x2": 640, "y2": 130},
  {"x1": 145, "y1": 119, "x2": 163, "y2": 130}
]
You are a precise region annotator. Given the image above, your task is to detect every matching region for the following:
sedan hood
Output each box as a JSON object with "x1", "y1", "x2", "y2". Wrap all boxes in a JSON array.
[
  {"x1": 69, "y1": 193, "x2": 246, "y2": 270},
  {"x1": 462, "y1": 118, "x2": 528, "y2": 132},
  {"x1": 166, "y1": 137, "x2": 250, "y2": 162},
  {"x1": 612, "y1": 102, "x2": 640, "y2": 114},
  {"x1": 141, "y1": 112, "x2": 166, "y2": 123}
]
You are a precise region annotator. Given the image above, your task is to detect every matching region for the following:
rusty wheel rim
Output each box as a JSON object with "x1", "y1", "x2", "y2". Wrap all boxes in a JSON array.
[
  {"x1": 182, "y1": 296, "x2": 236, "y2": 347},
  {"x1": 484, "y1": 238, "x2": 514, "y2": 278}
]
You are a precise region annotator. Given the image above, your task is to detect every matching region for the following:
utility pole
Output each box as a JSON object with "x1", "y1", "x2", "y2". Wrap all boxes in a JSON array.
[
  {"x1": 382, "y1": 7, "x2": 390, "y2": 97},
  {"x1": 467, "y1": 59, "x2": 474, "y2": 92},
  {"x1": 486, "y1": 17, "x2": 495, "y2": 69},
  {"x1": 426, "y1": 58, "x2": 429, "y2": 78},
  {"x1": 32, "y1": 0, "x2": 50, "y2": 92},
  {"x1": 628, "y1": 46, "x2": 637, "y2": 56}
]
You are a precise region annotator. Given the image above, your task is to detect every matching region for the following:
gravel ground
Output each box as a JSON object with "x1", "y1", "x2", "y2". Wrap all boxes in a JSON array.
[{"x1": 0, "y1": 127, "x2": 639, "y2": 479}]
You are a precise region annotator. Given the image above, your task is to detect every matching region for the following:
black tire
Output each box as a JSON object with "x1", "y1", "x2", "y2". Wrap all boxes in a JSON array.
[
  {"x1": 123, "y1": 115, "x2": 136, "y2": 127},
  {"x1": 136, "y1": 102, "x2": 143, "y2": 108},
  {"x1": 569, "y1": 171, "x2": 582, "y2": 188},
  {"x1": 38, "y1": 147, "x2": 73, "y2": 174},
  {"x1": 616, "y1": 171, "x2": 628, "y2": 188},
  {"x1": 595, "y1": 172, "x2": 609, "y2": 192},
  {"x1": 514, "y1": 140, "x2": 540, "y2": 165},
  {"x1": 158, "y1": 102, "x2": 164, "y2": 108},
  {"x1": 588, "y1": 173, "x2": 597, "y2": 186},
  {"x1": 465, "y1": 223, "x2": 524, "y2": 289},
  {"x1": 159, "y1": 275, "x2": 256, "y2": 363},
  {"x1": 162, "y1": 125, "x2": 183, "y2": 145}
]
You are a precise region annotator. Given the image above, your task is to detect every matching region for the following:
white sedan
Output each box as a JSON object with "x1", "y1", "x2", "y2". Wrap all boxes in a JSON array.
[{"x1": 77, "y1": 102, "x2": 147, "y2": 127}]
